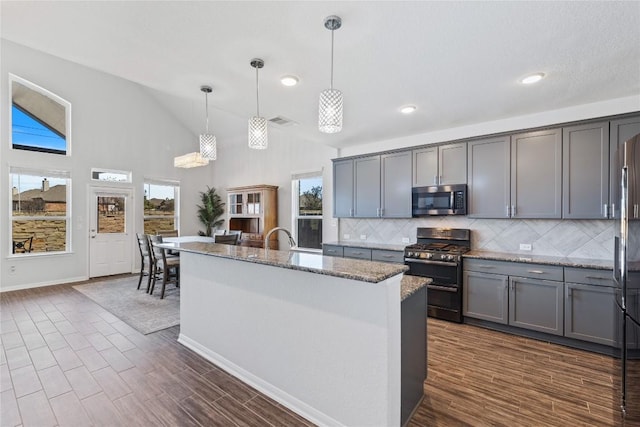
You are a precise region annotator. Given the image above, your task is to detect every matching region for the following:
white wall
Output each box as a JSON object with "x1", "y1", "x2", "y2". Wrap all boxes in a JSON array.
[{"x1": 1, "y1": 40, "x2": 213, "y2": 291}]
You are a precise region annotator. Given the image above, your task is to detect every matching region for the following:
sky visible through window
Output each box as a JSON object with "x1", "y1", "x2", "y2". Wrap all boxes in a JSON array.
[
  {"x1": 12, "y1": 105, "x2": 66, "y2": 152},
  {"x1": 300, "y1": 176, "x2": 322, "y2": 194}
]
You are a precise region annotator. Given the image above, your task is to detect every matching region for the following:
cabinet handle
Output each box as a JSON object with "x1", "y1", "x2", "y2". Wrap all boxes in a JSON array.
[
  {"x1": 635, "y1": 204, "x2": 639, "y2": 219},
  {"x1": 476, "y1": 264, "x2": 495, "y2": 269},
  {"x1": 349, "y1": 208, "x2": 354, "y2": 217},
  {"x1": 439, "y1": 175, "x2": 443, "y2": 185},
  {"x1": 510, "y1": 283, "x2": 515, "y2": 291},
  {"x1": 433, "y1": 175, "x2": 438, "y2": 185},
  {"x1": 612, "y1": 203, "x2": 616, "y2": 217},
  {"x1": 327, "y1": 250, "x2": 337, "y2": 253},
  {"x1": 506, "y1": 205, "x2": 510, "y2": 218},
  {"x1": 380, "y1": 208, "x2": 384, "y2": 217},
  {"x1": 585, "y1": 275, "x2": 609, "y2": 280},
  {"x1": 567, "y1": 288, "x2": 572, "y2": 297},
  {"x1": 511, "y1": 205, "x2": 516, "y2": 216},
  {"x1": 382, "y1": 255, "x2": 394, "y2": 259},
  {"x1": 604, "y1": 203, "x2": 609, "y2": 218},
  {"x1": 527, "y1": 270, "x2": 545, "y2": 274},
  {"x1": 352, "y1": 251, "x2": 363, "y2": 255}
]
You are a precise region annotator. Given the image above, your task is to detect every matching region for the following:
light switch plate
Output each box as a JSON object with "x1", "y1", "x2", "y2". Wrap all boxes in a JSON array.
[
  {"x1": 360, "y1": 234, "x2": 367, "y2": 240},
  {"x1": 401, "y1": 237, "x2": 410, "y2": 243},
  {"x1": 519, "y1": 243, "x2": 532, "y2": 251}
]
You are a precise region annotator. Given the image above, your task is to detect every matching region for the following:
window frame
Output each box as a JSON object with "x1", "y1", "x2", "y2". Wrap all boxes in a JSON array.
[
  {"x1": 291, "y1": 172, "x2": 323, "y2": 251},
  {"x1": 143, "y1": 178, "x2": 180, "y2": 235},
  {"x1": 9, "y1": 167, "x2": 72, "y2": 257}
]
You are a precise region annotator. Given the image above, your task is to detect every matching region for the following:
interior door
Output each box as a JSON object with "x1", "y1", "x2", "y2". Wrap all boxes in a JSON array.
[{"x1": 89, "y1": 187, "x2": 133, "y2": 277}]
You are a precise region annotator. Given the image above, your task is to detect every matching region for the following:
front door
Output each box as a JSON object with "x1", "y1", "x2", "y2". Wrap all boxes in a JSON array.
[{"x1": 89, "y1": 187, "x2": 133, "y2": 277}]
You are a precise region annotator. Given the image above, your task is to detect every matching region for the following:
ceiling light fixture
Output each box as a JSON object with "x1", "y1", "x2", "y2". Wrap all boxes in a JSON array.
[
  {"x1": 199, "y1": 85, "x2": 217, "y2": 160},
  {"x1": 400, "y1": 105, "x2": 417, "y2": 114},
  {"x1": 174, "y1": 152, "x2": 209, "y2": 168},
  {"x1": 249, "y1": 58, "x2": 268, "y2": 150},
  {"x1": 520, "y1": 73, "x2": 545, "y2": 85},
  {"x1": 280, "y1": 75, "x2": 299, "y2": 87},
  {"x1": 319, "y1": 15, "x2": 343, "y2": 134}
]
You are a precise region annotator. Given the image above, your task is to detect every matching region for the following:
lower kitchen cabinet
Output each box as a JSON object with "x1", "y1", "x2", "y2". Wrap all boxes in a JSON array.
[
  {"x1": 462, "y1": 270, "x2": 508, "y2": 324},
  {"x1": 322, "y1": 243, "x2": 404, "y2": 264},
  {"x1": 565, "y1": 283, "x2": 616, "y2": 346},
  {"x1": 509, "y1": 276, "x2": 564, "y2": 336}
]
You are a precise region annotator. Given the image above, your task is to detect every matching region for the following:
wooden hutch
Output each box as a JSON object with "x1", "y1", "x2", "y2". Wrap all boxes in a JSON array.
[{"x1": 227, "y1": 184, "x2": 278, "y2": 249}]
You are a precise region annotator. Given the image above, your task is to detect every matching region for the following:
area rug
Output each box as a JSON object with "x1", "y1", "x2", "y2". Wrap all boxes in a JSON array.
[{"x1": 73, "y1": 275, "x2": 179, "y2": 335}]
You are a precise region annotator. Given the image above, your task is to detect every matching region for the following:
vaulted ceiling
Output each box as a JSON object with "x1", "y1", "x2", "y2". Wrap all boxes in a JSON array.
[{"x1": 2, "y1": 1, "x2": 639, "y2": 149}]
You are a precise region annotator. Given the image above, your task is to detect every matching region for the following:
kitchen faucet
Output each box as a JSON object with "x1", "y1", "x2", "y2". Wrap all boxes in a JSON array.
[{"x1": 264, "y1": 227, "x2": 296, "y2": 249}]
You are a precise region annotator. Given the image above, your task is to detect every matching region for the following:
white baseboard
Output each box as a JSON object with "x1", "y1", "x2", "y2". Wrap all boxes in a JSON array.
[
  {"x1": 178, "y1": 333, "x2": 342, "y2": 427},
  {"x1": 0, "y1": 275, "x2": 88, "y2": 293}
]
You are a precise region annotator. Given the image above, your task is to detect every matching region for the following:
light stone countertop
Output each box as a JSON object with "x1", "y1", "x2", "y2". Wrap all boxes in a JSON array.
[
  {"x1": 158, "y1": 242, "x2": 408, "y2": 284},
  {"x1": 400, "y1": 275, "x2": 431, "y2": 301},
  {"x1": 323, "y1": 241, "x2": 407, "y2": 252},
  {"x1": 464, "y1": 250, "x2": 614, "y2": 270}
]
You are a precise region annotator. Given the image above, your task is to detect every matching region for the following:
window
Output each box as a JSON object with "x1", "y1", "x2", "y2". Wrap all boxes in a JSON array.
[
  {"x1": 10, "y1": 168, "x2": 71, "y2": 255},
  {"x1": 10, "y1": 75, "x2": 71, "y2": 155},
  {"x1": 91, "y1": 168, "x2": 131, "y2": 183},
  {"x1": 292, "y1": 173, "x2": 323, "y2": 250},
  {"x1": 144, "y1": 180, "x2": 179, "y2": 234}
]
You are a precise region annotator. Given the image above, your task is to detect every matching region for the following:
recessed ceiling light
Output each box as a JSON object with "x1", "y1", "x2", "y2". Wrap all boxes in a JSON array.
[
  {"x1": 400, "y1": 105, "x2": 417, "y2": 114},
  {"x1": 280, "y1": 75, "x2": 299, "y2": 87},
  {"x1": 520, "y1": 73, "x2": 545, "y2": 85}
]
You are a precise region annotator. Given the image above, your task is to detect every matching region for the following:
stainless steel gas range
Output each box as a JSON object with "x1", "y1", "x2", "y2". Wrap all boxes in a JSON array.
[{"x1": 404, "y1": 227, "x2": 470, "y2": 322}]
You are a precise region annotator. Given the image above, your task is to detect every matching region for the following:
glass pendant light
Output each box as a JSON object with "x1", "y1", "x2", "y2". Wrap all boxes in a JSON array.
[
  {"x1": 248, "y1": 58, "x2": 268, "y2": 149},
  {"x1": 319, "y1": 15, "x2": 343, "y2": 134},
  {"x1": 199, "y1": 85, "x2": 217, "y2": 160}
]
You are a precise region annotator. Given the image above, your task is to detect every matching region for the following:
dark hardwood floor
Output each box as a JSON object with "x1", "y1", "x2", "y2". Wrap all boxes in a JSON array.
[{"x1": 1, "y1": 278, "x2": 625, "y2": 426}]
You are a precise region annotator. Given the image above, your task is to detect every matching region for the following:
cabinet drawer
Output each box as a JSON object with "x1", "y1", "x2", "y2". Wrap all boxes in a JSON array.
[
  {"x1": 344, "y1": 247, "x2": 372, "y2": 260},
  {"x1": 565, "y1": 267, "x2": 613, "y2": 287},
  {"x1": 323, "y1": 245, "x2": 344, "y2": 257},
  {"x1": 464, "y1": 258, "x2": 563, "y2": 281},
  {"x1": 371, "y1": 249, "x2": 404, "y2": 264}
]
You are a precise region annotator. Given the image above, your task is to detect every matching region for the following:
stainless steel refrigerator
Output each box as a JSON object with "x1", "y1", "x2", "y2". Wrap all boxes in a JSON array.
[{"x1": 615, "y1": 133, "x2": 640, "y2": 423}]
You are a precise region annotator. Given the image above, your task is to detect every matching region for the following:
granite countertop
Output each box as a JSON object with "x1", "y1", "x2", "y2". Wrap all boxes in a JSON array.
[
  {"x1": 401, "y1": 275, "x2": 431, "y2": 301},
  {"x1": 158, "y1": 242, "x2": 408, "y2": 284},
  {"x1": 323, "y1": 241, "x2": 407, "y2": 252},
  {"x1": 464, "y1": 250, "x2": 614, "y2": 270}
]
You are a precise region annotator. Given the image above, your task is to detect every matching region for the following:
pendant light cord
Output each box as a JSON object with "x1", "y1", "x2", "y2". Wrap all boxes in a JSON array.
[
  {"x1": 204, "y1": 91, "x2": 210, "y2": 133},
  {"x1": 330, "y1": 28, "x2": 335, "y2": 90},
  {"x1": 255, "y1": 67, "x2": 260, "y2": 117}
]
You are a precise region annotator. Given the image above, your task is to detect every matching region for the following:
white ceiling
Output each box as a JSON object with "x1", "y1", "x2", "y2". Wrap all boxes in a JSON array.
[{"x1": 2, "y1": 1, "x2": 639, "y2": 150}]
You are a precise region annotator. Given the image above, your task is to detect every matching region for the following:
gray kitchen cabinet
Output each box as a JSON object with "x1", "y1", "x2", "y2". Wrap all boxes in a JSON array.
[
  {"x1": 467, "y1": 136, "x2": 510, "y2": 218},
  {"x1": 510, "y1": 128, "x2": 562, "y2": 218},
  {"x1": 509, "y1": 276, "x2": 564, "y2": 336},
  {"x1": 354, "y1": 156, "x2": 381, "y2": 218},
  {"x1": 610, "y1": 116, "x2": 640, "y2": 218},
  {"x1": 343, "y1": 246, "x2": 373, "y2": 260},
  {"x1": 462, "y1": 270, "x2": 509, "y2": 324},
  {"x1": 413, "y1": 142, "x2": 467, "y2": 186},
  {"x1": 371, "y1": 249, "x2": 405, "y2": 264},
  {"x1": 381, "y1": 151, "x2": 412, "y2": 217},
  {"x1": 333, "y1": 159, "x2": 354, "y2": 217},
  {"x1": 322, "y1": 244, "x2": 344, "y2": 257},
  {"x1": 562, "y1": 122, "x2": 610, "y2": 219}
]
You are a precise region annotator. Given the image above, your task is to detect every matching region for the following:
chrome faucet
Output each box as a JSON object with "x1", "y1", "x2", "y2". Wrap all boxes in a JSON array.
[{"x1": 264, "y1": 227, "x2": 296, "y2": 249}]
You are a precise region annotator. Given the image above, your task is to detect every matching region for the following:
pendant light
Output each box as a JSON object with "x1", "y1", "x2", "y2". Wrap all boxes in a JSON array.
[
  {"x1": 248, "y1": 58, "x2": 268, "y2": 149},
  {"x1": 199, "y1": 85, "x2": 217, "y2": 160},
  {"x1": 319, "y1": 15, "x2": 343, "y2": 134},
  {"x1": 174, "y1": 152, "x2": 209, "y2": 168}
]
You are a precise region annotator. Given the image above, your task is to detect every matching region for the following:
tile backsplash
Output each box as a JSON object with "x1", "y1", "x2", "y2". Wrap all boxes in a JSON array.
[{"x1": 339, "y1": 217, "x2": 616, "y2": 260}]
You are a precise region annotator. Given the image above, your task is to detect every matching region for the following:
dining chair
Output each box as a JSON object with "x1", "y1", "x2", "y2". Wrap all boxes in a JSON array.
[
  {"x1": 156, "y1": 229, "x2": 179, "y2": 237},
  {"x1": 227, "y1": 230, "x2": 242, "y2": 241},
  {"x1": 148, "y1": 234, "x2": 180, "y2": 299},
  {"x1": 214, "y1": 229, "x2": 226, "y2": 236},
  {"x1": 12, "y1": 236, "x2": 34, "y2": 254},
  {"x1": 136, "y1": 233, "x2": 153, "y2": 292},
  {"x1": 214, "y1": 234, "x2": 239, "y2": 245}
]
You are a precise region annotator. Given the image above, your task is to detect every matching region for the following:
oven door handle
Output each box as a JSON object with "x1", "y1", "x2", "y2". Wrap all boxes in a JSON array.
[
  {"x1": 405, "y1": 258, "x2": 457, "y2": 266},
  {"x1": 427, "y1": 284, "x2": 458, "y2": 292}
]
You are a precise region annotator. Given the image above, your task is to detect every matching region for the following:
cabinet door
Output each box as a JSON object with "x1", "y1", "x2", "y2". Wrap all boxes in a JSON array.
[
  {"x1": 562, "y1": 122, "x2": 610, "y2": 219},
  {"x1": 228, "y1": 193, "x2": 244, "y2": 215},
  {"x1": 413, "y1": 147, "x2": 438, "y2": 186},
  {"x1": 246, "y1": 191, "x2": 262, "y2": 216},
  {"x1": 509, "y1": 277, "x2": 563, "y2": 336},
  {"x1": 610, "y1": 116, "x2": 640, "y2": 218},
  {"x1": 463, "y1": 271, "x2": 509, "y2": 324},
  {"x1": 438, "y1": 142, "x2": 467, "y2": 185},
  {"x1": 510, "y1": 129, "x2": 562, "y2": 218},
  {"x1": 565, "y1": 283, "x2": 616, "y2": 346},
  {"x1": 333, "y1": 160, "x2": 354, "y2": 217},
  {"x1": 354, "y1": 156, "x2": 381, "y2": 217},
  {"x1": 381, "y1": 151, "x2": 412, "y2": 218},
  {"x1": 467, "y1": 136, "x2": 510, "y2": 218}
]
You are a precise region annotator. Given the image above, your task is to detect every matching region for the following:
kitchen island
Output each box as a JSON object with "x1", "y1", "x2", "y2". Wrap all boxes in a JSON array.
[{"x1": 158, "y1": 241, "x2": 427, "y2": 427}]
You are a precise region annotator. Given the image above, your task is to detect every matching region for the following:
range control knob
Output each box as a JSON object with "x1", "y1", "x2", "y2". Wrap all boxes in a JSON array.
[
  {"x1": 425, "y1": 253, "x2": 433, "y2": 259},
  {"x1": 419, "y1": 252, "x2": 427, "y2": 259}
]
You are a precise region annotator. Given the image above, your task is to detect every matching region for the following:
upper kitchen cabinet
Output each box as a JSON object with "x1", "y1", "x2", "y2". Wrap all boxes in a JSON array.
[
  {"x1": 562, "y1": 122, "x2": 610, "y2": 219},
  {"x1": 413, "y1": 142, "x2": 467, "y2": 186},
  {"x1": 610, "y1": 116, "x2": 640, "y2": 218},
  {"x1": 332, "y1": 151, "x2": 412, "y2": 218},
  {"x1": 333, "y1": 159, "x2": 354, "y2": 217},
  {"x1": 467, "y1": 136, "x2": 510, "y2": 218},
  {"x1": 510, "y1": 129, "x2": 562, "y2": 218}
]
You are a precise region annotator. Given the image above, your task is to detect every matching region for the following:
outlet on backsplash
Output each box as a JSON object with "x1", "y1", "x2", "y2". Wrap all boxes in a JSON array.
[
  {"x1": 402, "y1": 237, "x2": 410, "y2": 244},
  {"x1": 519, "y1": 243, "x2": 532, "y2": 251},
  {"x1": 360, "y1": 235, "x2": 367, "y2": 240},
  {"x1": 343, "y1": 234, "x2": 350, "y2": 240}
]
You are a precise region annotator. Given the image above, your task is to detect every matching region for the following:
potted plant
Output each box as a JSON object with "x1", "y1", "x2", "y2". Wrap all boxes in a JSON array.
[{"x1": 197, "y1": 186, "x2": 225, "y2": 236}]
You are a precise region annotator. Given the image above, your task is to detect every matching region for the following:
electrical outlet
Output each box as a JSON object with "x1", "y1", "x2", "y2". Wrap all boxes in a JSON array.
[
  {"x1": 519, "y1": 243, "x2": 532, "y2": 251},
  {"x1": 401, "y1": 237, "x2": 410, "y2": 244},
  {"x1": 343, "y1": 234, "x2": 350, "y2": 240},
  {"x1": 9, "y1": 265, "x2": 16, "y2": 274},
  {"x1": 360, "y1": 234, "x2": 367, "y2": 240}
]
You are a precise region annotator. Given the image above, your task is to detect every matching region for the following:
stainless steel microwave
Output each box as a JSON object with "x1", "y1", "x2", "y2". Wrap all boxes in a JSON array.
[{"x1": 412, "y1": 184, "x2": 467, "y2": 216}]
